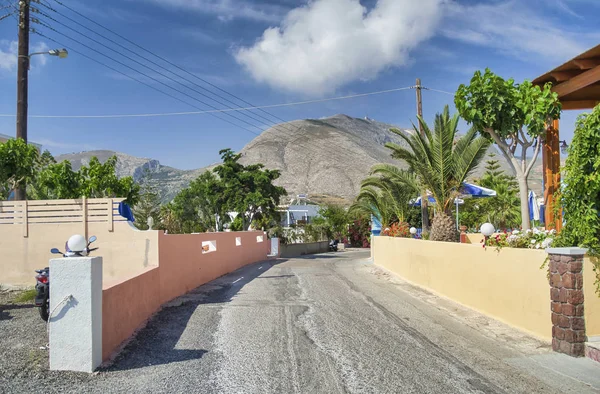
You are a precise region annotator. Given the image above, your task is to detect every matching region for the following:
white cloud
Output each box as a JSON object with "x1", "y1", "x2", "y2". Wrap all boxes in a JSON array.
[
  {"x1": 0, "y1": 40, "x2": 50, "y2": 73},
  {"x1": 442, "y1": 1, "x2": 598, "y2": 63},
  {"x1": 235, "y1": 0, "x2": 444, "y2": 96},
  {"x1": 144, "y1": 0, "x2": 287, "y2": 22},
  {"x1": 0, "y1": 40, "x2": 18, "y2": 72}
]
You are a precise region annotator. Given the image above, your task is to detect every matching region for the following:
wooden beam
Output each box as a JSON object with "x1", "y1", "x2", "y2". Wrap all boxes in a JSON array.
[
  {"x1": 543, "y1": 120, "x2": 562, "y2": 231},
  {"x1": 553, "y1": 64, "x2": 600, "y2": 98},
  {"x1": 561, "y1": 100, "x2": 600, "y2": 110},
  {"x1": 573, "y1": 58, "x2": 600, "y2": 70},
  {"x1": 550, "y1": 70, "x2": 582, "y2": 82}
]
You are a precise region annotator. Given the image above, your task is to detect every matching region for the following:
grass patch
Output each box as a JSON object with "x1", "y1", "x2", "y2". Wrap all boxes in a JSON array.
[{"x1": 14, "y1": 289, "x2": 37, "y2": 303}]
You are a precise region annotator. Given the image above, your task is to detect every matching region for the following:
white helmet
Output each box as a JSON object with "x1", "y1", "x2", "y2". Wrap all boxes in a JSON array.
[{"x1": 67, "y1": 234, "x2": 87, "y2": 253}]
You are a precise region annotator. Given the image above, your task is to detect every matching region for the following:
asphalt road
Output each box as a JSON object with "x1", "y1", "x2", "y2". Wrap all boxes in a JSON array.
[{"x1": 3, "y1": 250, "x2": 600, "y2": 393}]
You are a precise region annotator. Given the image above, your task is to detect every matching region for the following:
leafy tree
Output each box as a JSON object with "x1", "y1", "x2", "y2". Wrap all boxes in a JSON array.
[
  {"x1": 455, "y1": 69, "x2": 561, "y2": 230},
  {"x1": 132, "y1": 175, "x2": 162, "y2": 230},
  {"x1": 0, "y1": 139, "x2": 39, "y2": 200},
  {"x1": 385, "y1": 105, "x2": 490, "y2": 242},
  {"x1": 317, "y1": 205, "x2": 349, "y2": 240},
  {"x1": 213, "y1": 149, "x2": 286, "y2": 231},
  {"x1": 165, "y1": 171, "x2": 223, "y2": 233},
  {"x1": 78, "y1": 156, "x2": 140, "y2": 205},
  {"x1": 30, "y1": 160, "x2": 81, "y2": 200}
]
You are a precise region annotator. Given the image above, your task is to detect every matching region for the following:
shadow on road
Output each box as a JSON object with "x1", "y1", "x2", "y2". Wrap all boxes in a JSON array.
[{"x1": 102, "y1": 259, "x2": 283, "y2": 372}]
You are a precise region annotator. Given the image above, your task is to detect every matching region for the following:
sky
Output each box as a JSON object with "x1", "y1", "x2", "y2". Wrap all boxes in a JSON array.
[{"x1": 0, "y1": 0, "x2": 599, "y2": 170}]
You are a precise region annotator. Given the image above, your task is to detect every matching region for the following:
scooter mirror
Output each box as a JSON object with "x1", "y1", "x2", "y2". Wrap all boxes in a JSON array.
[
  {"x1": 50, "y1": 248, "x2": 62, "y2": 254},
  {"x1": 88, "y1": 235, "x2": 97, "y2": 243}
]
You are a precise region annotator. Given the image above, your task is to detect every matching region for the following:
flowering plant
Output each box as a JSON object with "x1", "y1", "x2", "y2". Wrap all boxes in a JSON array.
[
  {"x1": 483, "y1": 228, "x2": 556, "y2": 250},
  {"x1": 381, "y1": 222, "x2": 411, "y2": 238}
]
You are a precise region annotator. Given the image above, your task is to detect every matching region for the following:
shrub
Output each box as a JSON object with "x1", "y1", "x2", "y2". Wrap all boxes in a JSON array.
[{"x1": 381, "y1": 222, "x2": 411, "y2": 238}]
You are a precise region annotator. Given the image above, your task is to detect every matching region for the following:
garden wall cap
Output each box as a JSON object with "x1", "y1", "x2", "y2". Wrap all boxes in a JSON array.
[{"x1": 545, "y1": 247, "x2": 588, "y2": 256}]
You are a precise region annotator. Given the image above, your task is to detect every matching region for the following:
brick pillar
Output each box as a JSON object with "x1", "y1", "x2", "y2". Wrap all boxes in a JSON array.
[
  {"x1": 547, "y1": 247, "x2": 587, "y2": 357},
  {"x1": 459, "y1": 226, "x2": 467, "y2": 243}
]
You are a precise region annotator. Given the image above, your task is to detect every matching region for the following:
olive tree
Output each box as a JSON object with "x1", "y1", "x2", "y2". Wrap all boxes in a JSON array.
[{"x1": 455, "y1": 69, "x2": 561, "y2": 230}]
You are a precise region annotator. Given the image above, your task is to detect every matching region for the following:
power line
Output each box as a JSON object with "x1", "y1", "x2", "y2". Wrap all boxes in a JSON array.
[
  {"x1": 38, "y1": 0, "x2": 404, "y2": 165},
  {"x1": 29, "y1": 7, "x2": 384, "y2": 164},
  {"x1": 33, "y1": 5, "x2": 289, "y2": 134},
  {"x1": 31, "y1": 30, "x2": 261, "y2": 137},
  {"x1": 36, "y1": 0, "x2": 331, "y2": 147},
  {"x1": 0, "y1": 87, "x2": 415, "y2": 118},
  {"x1": 32, "y1": 23, "x2": 270, "y2": 134},
  {"x1": 423, "y1": 87, "x2": 455, "y2": 96},
  {"x1": 41, "y1": 0, "x2": 300, "y2": 128}
]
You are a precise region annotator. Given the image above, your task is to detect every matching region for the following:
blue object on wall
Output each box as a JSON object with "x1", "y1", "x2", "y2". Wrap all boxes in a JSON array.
[{"x1": 118, "y1": 201, "x2": 135, "y2": 222}]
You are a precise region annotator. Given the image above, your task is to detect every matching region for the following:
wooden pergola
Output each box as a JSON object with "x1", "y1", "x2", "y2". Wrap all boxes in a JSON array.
[{"x1": 533, "y1": 43, "x2": 600, "y2": 230}]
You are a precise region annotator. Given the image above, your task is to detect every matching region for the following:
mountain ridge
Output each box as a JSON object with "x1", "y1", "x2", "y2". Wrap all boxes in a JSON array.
[{"x1": 56, "y1": 114, "x2": 545, "y2": 204}]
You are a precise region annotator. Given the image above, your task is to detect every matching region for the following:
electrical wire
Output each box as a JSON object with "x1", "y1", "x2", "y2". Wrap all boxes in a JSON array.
[
  {"x1": 31, "y1": 29, "x2": 261, "y2": 136},
  {"x1": 33, "y1": 6, "x2": 289, "y2": 134},
  {"x1": 0, "y1": 87, "x2": 415, "y2": 118},
  {"x1": 38, "y1": 0, "x2": 395, "y2": 162}
]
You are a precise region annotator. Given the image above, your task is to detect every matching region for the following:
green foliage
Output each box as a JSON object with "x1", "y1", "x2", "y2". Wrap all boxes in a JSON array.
[
  {"x1": 455, "y1": 68, "x2": 561, "y2": 230},
  {"x1": 78, "y1": 156, "x2": 140, "y2": 205},
  {"x1": 554, "y1": 106, "x2": 600, "y2": 294},
  {"x1": 163, "y1": 171, "x2": 222, "y2": 234},
  {"x1": 163, "y1": 149, "x2": 286, "y2": 234},
  {"x1": 459, "y1": 156, "x2": 521, "y2": 231},
  {"x1": 132, "y1": 175, "x2": 161, "y2": 230},
  {"x1": 213, "y1": 149, "x2": 286, "y2": 231},
  {"x1": 317, "y1": 205, "x2": 348, "y2": 239},
  {"x1": 30, "y1": 161, "x2": 81, "y2": 200},
  {"x1": 0, "y1": 139, "x2": 39, "y2": 199},
  {"x1": 353, "y1": 164, "x2": 420, "y2": 226},
  {"x1": 386, "y1": 106, "x2": 490, "y2": 215}
]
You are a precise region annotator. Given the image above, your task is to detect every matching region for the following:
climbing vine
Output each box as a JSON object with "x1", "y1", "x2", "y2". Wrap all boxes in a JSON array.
[{"x1": 554, "y1": 105, "x2": 600, "y2": 295}]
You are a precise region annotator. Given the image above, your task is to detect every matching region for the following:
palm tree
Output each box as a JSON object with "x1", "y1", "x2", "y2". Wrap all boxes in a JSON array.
[
  {"x1": 350, "y1": 165, "x2": 419, "y2": 228},
  {"x1": 385, "y1": 106, "x2": 490, "y2": 242}
]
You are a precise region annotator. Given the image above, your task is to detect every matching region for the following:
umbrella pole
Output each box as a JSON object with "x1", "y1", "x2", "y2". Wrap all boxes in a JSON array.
[{"x1": 456, "y1": 199, "x2": 459, "y2": 230}]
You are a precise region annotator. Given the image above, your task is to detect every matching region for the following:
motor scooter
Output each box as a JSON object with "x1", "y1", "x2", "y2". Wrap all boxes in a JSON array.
[{"x1": 34, "y1": 235, "x2": 98, "y2": 321}]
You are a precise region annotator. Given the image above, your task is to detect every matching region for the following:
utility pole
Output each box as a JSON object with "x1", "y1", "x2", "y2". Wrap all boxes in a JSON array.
[
  {"x1": 15, "y1": 0, "x2": 30, "y2": 201},
  {"x1": 415, "y1": 78, "x2": 430, "y2": 233}
]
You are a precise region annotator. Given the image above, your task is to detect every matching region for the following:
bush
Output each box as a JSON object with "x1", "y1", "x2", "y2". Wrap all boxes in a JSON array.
[
  {"x1": 483, "y1": 229, "x2": 555, "y2": 250},
  {"x1": 381, "y1": 222, "x2": 410, "y2": 238}
]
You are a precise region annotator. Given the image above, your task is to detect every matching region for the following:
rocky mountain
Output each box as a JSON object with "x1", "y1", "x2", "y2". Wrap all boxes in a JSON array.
[{"x1": 56, "y1": 114, "x2": 544, "y2": 204}]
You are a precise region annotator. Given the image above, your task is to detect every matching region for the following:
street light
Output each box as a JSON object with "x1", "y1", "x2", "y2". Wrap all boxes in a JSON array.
[
  {"x1": 25, "y1": 48, "x2": 68, "y2": 68},
  {"x1": 480, "y1": 223, "x2": 495, "y2": 242}
]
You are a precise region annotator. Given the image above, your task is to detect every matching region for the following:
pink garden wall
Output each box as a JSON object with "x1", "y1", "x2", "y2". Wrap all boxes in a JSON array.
[{"x1": 102, "y1": 231, "x2": 271, "y2": 361}]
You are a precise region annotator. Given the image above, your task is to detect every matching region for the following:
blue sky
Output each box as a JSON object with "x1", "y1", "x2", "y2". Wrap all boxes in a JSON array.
[{"x1": 0, "y1": 0, "x2": 599, "y2": 169}]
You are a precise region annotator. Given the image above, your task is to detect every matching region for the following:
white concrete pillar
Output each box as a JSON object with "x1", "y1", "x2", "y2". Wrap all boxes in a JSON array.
[{"x1": 49, "y1": 256, "x2": 103, "y2": 373}]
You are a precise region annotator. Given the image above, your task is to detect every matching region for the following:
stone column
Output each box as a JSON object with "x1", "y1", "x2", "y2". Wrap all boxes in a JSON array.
[
  {"x1": 49, "y1": 256, "x2": 103, "y2": 372},
  {"x1": 547, "y1": 247, "x2": 587, "y2": 357}
]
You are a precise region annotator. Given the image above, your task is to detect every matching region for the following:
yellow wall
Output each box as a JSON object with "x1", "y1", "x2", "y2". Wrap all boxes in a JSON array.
[
  {"x1": 373, "y1": 237, "x2": 552, "y2": 341},
  {"x1": 0, "y1": 221, "x2": 158, "y2": 287},
  {"x1": 584, "y1": 257, "x2": 600, "y2": 337},
  {"x1": 465, "y1": 233, "x2": 485, "y2": 244}
]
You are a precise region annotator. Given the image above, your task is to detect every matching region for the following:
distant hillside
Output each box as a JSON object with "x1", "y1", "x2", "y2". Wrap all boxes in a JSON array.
[{"x1": 57, "y1": 114, "x2": 546, "y2": 204}]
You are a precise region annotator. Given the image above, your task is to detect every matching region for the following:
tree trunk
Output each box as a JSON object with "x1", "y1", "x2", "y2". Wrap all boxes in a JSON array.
[{"x1": 517, "y1": 175, "x2": 531, "y2": 231}]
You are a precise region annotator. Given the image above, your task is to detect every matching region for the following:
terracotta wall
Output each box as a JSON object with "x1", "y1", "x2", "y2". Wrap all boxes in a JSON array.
[
  {"x1": 0, "y1": 221, "x2": 158, "y2": 287},
  {"x1": 373, "y1": 236, "x2": 552, "y2": 340},
  {"x1": 101, "y1": 231, "x2": 270, "y2": 361}
]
